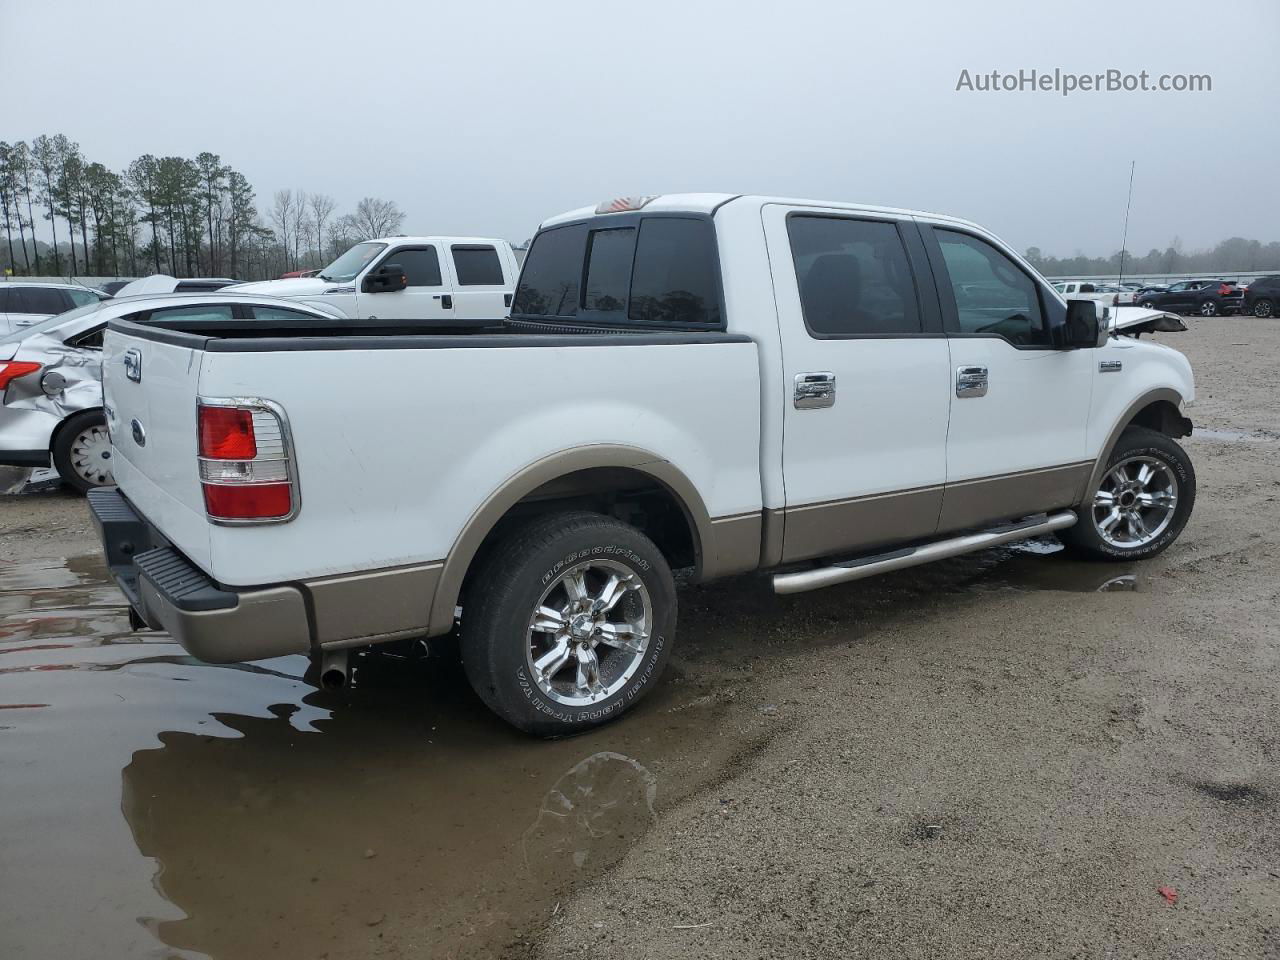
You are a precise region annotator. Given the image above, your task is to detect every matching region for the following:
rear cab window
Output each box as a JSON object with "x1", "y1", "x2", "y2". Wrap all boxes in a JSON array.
[
  {"x1": 513, "y1": 215, "x2": 722, "y2": 328},
  {"x1": 451, "y1": 245, "x2": 505, "y2": 286}
]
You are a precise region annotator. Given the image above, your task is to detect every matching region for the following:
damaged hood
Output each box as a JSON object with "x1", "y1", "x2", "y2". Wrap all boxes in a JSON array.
[
  {"x1": 1108, "y1": 306, "x2": 1187, "y2": 337},
  {"x1": 225, "y1": 278, "x2": 344, "y2": 296}
]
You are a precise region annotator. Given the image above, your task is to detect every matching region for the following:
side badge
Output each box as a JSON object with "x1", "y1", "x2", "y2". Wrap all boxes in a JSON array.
[{"x1": 124, "y1": 348, "x2": 142, "y2": 383}]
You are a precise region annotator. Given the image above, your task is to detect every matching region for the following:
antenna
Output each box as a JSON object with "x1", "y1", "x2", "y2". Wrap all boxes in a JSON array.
[{"x1": 1117, "y1": 160, "x2": 1136, "y2": 288}]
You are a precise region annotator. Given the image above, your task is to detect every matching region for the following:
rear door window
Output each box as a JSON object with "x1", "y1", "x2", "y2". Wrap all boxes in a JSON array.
[
  {"x1": 66, "y1": 288, "x2": 103, "y2": 307},
  {"x1": 15, "y1": 287, "x2": 69, "y2": 315},
  {"x1": 787, "y1": 216, "x2": 921, "y2": 336},
  {"x1": 146, "y1": 304, "x2": 236, "y2": 323},
  {"x1": 627, "y1": 218, "x2": 721, "y2": 325},
  {"x1": 451, "y1": 245, "x2": 504, "y2": 285},
  {"x1": 512, "y1": 223, "x2": 588, "y2": 318}
]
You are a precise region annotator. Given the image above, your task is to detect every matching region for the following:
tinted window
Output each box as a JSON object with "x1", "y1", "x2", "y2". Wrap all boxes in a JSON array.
[
  {"x1": 147, "y1": 304, "x2": 235, "y2": 323},
  {"x1": 935, "y1": 230, "x2": 1049, "y2": 347},
  {"x1": 68, "y1": 324, "x2": 105, "y2": 349},
  {"x1": 788, "y1": 216, "x2": 920, "y2": 336},
  {"x1": 385, "y1": 247, "x2": 441, "y2": 287},
  {"x1": 583, "y1": 229, "x2": 635, "y2": 315},
  {"x1": 451, "y1": 245, "x2": 504, "y2": 285},
  {"x1": 16, "y1": 288, "x2": 69, "y2": 315},
  {"x1": 512, "y1": 224, "x2": 587, "y2": 318},
  {"x1": 251, "y1": 306, "x2": 327, "y2": 321},
  {"x1": 0, "y1": 287, "x2": 8, "y2": 311},
  {"x1": 628, "y1": 218, "x2": 720, "y2": 325}
]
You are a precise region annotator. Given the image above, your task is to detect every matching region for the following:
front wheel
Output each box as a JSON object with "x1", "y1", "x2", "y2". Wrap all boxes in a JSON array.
[
  {"x1": 1059, "y1": 426, "x2": 1196, "y2": 561},
  {"x1": 1254, "y1": 298, "x2": 1274, "y2": 318},
  {"x1": 460, "y1": 511, "x2": 677, "y2": 736},
  {"x1": 52, "y1": 410, "x2": 114, "y2": 493}
]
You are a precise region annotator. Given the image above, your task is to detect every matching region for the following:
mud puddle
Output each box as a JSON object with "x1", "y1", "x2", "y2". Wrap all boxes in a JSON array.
[{"x1": 0, "y1": 538, "x2": 1146, "y2": 960}]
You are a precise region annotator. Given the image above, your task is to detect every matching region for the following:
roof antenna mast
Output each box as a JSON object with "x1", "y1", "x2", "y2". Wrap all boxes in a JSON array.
[{"x1": 1117, "y1": 160, "x2": 1136, "y2": 288}]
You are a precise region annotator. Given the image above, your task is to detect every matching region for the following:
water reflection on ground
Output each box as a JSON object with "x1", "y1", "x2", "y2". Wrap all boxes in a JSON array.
[{"x1": 0, "y1": 539, "x2": 1149, "y2": 959}]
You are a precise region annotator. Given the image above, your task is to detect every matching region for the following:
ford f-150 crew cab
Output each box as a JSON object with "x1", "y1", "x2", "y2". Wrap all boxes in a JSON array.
[
  {"x1": 230, "y1": 235, "x2": 519, "y2": 324},
  {"x1": 91, "y1": 193, "x2": 1197, "y2": 735}
]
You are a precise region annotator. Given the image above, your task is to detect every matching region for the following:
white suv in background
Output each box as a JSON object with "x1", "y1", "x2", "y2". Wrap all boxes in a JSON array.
[{"x1": 0, "y1": 282, "x2": 109, "y2": 335}]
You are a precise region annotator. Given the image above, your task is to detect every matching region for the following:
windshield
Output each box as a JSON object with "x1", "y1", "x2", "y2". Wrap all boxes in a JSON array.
[
  {"x1": 0, "y1": 301, "x2": 104, "y2": 345},
  {"x1": 318, "y1": 241, "x2": 386, "y2": 283}
]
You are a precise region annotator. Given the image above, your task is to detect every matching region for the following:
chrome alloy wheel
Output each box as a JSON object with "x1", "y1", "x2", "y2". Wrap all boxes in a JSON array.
[
  {"x1": 526, "y1": 559, "x2": 652, "y2": 707},
  {"x1": 69, "y1": 424, "x2": 114, "y2": 487},
  {"x1": 1199, "y1": 299, "x2": 1218, "y2": 317},
  {"x1": 1092, "y1": 455, "x2": 1178, "y2": 548}
]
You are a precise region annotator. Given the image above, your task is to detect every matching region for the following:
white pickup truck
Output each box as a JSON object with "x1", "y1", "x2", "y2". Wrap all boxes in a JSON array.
[
  {"x1": 90, "y1": 193, "x2": 1197, "y2": 735},
  {"x1": 231, "y1": 235, "x2": 519, "y2": 324}
]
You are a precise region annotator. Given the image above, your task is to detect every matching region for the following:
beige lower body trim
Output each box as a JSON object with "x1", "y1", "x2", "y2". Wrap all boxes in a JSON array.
[
  {"x1": 937, "y1": 462, "x2": 1092, "y2": 533},
  {"x1": 781, "y1": 486, "x2": 943, "y2": 564},
  {"x1": 304, "y1": 562, "x2": 443, "y2": 647},
  {"x1": 703, "y1": 512, "x2": 763, "y2": 578}
]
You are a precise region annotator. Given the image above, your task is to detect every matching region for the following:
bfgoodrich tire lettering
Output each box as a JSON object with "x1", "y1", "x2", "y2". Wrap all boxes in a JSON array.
[
  {"x1": 1060, "y1": 426, "x2": 1196, "y2": 561},
  {"x1": 460, "y1": 511, "x2": 676, "y2": 736}
]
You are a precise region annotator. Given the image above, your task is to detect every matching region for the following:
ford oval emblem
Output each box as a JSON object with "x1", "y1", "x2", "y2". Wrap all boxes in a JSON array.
[
  {"x1": 124, "y1": 348, "x2": 142, "y2": 383},
  {"x1": 131, "y1": 418, "x2": 146, "y2": 447}
]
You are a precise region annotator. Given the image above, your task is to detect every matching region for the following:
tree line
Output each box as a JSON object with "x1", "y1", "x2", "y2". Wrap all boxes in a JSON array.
[
  {"x1": 0, "y1": 134, "x2": 405, "y2": 280},
  {"x1": 1025, "y1": 235, "x2": 1280, "y2": 279}
]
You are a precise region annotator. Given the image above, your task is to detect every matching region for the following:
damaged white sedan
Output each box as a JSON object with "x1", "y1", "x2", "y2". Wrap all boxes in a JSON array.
[{"x1": 0, "y1": 292, "x2": 347, "y2": 492}]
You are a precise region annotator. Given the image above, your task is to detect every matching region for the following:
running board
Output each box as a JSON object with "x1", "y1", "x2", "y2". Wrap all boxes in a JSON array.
[{"x1": 771, "y1": 511, "x2": 1078, "y2": 596}]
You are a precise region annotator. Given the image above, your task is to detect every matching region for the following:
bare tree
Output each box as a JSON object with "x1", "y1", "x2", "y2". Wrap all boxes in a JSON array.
[
  {"x1": 308, "y1": 192, "x2": 336, "y2": 266},
  {"x1": 270, "y1": 189, "x2": 294, "y2": 272},
  {"x1": 290, "y1": 190, "x2": 309, "y2": 269},
  {"x1": 351, "y1": 197, "x2": 405, "y2": 240}
]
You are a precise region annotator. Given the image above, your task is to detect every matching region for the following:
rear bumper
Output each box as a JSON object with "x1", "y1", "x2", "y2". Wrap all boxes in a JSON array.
[{"x1": 88, "y1": 487, "x2": 311, "y2": 662}]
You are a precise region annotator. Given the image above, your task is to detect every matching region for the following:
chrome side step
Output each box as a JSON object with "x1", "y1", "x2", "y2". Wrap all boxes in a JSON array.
[{"x1": 772, "y1": 511, "x2": 1078, "y2": 595}]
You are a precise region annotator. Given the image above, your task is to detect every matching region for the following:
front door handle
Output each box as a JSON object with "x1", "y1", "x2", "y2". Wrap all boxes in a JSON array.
[
  {"x1": 432, "y1": 294, "x2": 453, "y2": 309},
  {"x1": 794, "y1": 372, "x2": 836, "y2": 410},
  {"x1": 956, "y1": 365, "x2": 988, "y2": 398}
]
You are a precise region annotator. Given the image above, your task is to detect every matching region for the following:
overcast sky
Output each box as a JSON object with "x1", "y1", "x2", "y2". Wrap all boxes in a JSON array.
[{"x1": 3, "y1": 0, "x2": 1277, "y2": 256}]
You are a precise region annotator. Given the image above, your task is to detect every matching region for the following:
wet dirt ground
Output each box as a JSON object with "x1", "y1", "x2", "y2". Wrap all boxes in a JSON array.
[{"x1": 1, "y1": 318, "x2": 1278, "y2": 959}]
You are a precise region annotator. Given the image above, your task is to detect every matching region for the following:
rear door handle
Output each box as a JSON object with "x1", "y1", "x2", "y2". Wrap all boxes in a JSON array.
[
  {"x1": 794, "y1": 372, "x2": 836, "y2": 410},
  {"x1": 956, "y1": 365, "x2": 988, "y2": 398}
]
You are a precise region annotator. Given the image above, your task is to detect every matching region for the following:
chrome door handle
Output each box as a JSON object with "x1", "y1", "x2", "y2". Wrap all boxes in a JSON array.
[
  {"x1": 794, "y1": 372, "x2": 836, "y2": 410},
  {"x1": 956, "y1": 365, "x2": 988, "y2": 398}
]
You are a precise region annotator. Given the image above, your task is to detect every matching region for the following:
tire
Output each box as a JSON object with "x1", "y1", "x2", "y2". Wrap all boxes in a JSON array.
[
  {"x1": 1198, "y1": 299, "x2": 1218, "y2": 317},
  {"x1": 1139, "y1": 300, "x2": 1157, "y2": 309},
  {"x1": 52, "y1": 410, "x2": 114, "y2": 494},
  {"x1": 460, "y1": 511, "x2": 677, "y2": 736},
  {"x1": 1059, "y1": 426, "x2": 1196, "y2": 562},
  {"x1": 1254, "y1": 298, "x2": 1274, "y2": 318}
]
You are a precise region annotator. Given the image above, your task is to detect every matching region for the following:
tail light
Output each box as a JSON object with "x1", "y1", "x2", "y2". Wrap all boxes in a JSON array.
[
  {"x1": 0, "y1": 361, "x2": 42, "y2": 391},
  {"x1": 1218, "y1": 283, "x2": 1232, "y2": 296},
  {"x1": 1112, "y1": 294, "x2": 1120, "y2": 306},
  {"x1": 197, "y1": 398, "x2": 298, "y2": 523}
]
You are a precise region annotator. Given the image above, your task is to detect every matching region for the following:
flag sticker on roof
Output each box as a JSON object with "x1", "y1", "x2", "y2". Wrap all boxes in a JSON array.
[{"x1": 595, "y1": 196, "x2": 659, "y2": 214}]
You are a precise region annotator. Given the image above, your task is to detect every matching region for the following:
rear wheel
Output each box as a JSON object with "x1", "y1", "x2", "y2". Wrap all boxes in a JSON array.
[
  {"x1": 1254, "y1": 298, "x2": 1274, "y2": 318},
  {"x1": 1060, "y1": 427, "x2": 1195, "y2": 561},
  {"x1": 1198, "y1": 299, "x2": 1218, "y2": 317},
  {"x1": 460, "y1": 511, "x2": 676, "y2": 736},
  {"x1": 52, "y1": 411, "x2": 114, "y2": 493},
  {"x1": 1139, "y1": 299, "x2": 1157, "y2": 309}
]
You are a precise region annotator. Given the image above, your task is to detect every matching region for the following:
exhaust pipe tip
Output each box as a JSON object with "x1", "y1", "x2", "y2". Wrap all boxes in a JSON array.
[{"x1": 318, "y1": 650, "x2": 350, "y2": 690}]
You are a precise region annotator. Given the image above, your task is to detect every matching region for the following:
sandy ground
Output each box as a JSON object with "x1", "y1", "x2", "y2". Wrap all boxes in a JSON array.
[{"x1": 0, "y1": 318, "x2": 1277, "y2": 960}]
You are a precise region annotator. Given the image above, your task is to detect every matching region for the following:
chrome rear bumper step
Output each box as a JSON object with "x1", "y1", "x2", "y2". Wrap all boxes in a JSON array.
[{"x1": 771, "y1": 511, "x2": 1078, "y2": 595}]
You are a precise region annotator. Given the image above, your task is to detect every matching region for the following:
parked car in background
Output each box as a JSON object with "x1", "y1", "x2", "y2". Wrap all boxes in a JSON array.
[
  {"x1": 230, "y1": 236, "x2": 519, "y2": 323},
  {"x1": 0, "y1": 292, "x2": 346, "y2": 492},
  {"x1": 112, "y1": 276, "x2": 242, "y2": 297},
  {"x1": 94, "y1": 193, "x2": 1197, "y2": 735},
  {"x1": 1051, "y1": 280, "x2": 1117, "y2": 310},
  {"x1": 1243, "y1": 275, "x2": 1279, "y2": 317},
  {"x1": 1137, "y1": 280, "x2": 1243, "y2": 316},
  {"x1": 0, "y1": 282, "x2": 109, "y2": 335}
]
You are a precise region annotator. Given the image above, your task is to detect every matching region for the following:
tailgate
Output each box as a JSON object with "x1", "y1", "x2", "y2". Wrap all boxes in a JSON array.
[{"x1": 102, "y1": 328, "x2": 212, "y2": 571}]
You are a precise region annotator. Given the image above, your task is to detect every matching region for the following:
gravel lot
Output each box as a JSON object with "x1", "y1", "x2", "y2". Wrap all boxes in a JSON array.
[{"x1": 0, "y1": 318, "x2": 1277, "y2": 960}]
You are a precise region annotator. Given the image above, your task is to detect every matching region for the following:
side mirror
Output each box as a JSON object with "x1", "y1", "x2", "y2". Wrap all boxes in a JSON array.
[
  {"x1": 363, "y1": 263, "x2": 408, "y2": 293},
  {"x1": 1060, "y1": 299, "x2": 1107, "y2": 349}
]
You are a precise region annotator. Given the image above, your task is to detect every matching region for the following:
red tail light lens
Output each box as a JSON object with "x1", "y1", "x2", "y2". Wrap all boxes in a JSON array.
[
  {"x1": 0, "y1": 361, "x2": 42, "y2": 391},
  {"x1": 198, "y1": 406, "x2": 257, "y2": 460},
  {"x1": 1218, "y1": 283, "x2": 1231, "y2": 296},
  {"x1": 203, "y1": 482, "x2": 293, "y2": 520},
  {"x1": 197, "y1": 399, "x2": 296, "y2": 522}
]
